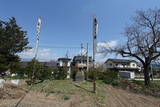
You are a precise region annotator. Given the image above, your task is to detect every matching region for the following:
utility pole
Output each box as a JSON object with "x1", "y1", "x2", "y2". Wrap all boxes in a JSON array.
[
  {"x1": 80, "y1": 43, "x2": 83, "y2": 72},
  {"x1": 92, "y1": 15, "x2": 98, "y2": 93},
  {"x1": 81, "y1": 43, "x2": 83, "y2": 65},
  {"x1": 86, "y1": 43, "x2": 89, "y2": 80},
  {"x1": 81, "y1": 43, "x2": 85, "y2": 81}
]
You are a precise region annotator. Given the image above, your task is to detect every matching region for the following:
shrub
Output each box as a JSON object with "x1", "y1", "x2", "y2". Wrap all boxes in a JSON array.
[
  {"x1": 102, "y1": 72, "x2": 118, "y2": 84},
  {"x1": 131, "y1": 80, "x2": 144, "y2": 86},
  {"x1": 25, "y1": 59, "x2": 53, "y2": 80},
  {"x1": 52, "y1": 67, "x2": 68, "y2": 80},
  {"x1": 70, "y1": 67, "x2": 78, "y2": 81},
  {"x1": 62, "y1": 95, "x2": 70, "y2": 100},
  {"x1": 88, "y1": 68, "x2": 96, "y2": 80},
  {"x1": 87, "y1": 68, "x2": 118, "y2": 84},
  {"x1": 111, "y1": 80, "x2": 120, "y2": 86}
]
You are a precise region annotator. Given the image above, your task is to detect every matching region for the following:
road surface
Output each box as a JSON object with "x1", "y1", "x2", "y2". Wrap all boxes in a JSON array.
[{"x1": 106, "y1": 85, "x2": 160, "y2": 107}]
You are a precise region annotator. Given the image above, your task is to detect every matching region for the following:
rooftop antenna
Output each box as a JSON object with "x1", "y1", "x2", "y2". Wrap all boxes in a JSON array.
[{"x1": 65, "y1": 50, "x2": 69, "y2": 58}]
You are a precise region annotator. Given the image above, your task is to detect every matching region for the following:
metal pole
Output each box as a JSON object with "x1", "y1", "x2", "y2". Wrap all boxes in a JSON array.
[
  {"x1": 81, "y1": 43, "x2": 85, "y2": 81},
  {"x1": 81, "y1": 43, "x2": 83, "y2": 72},
  {"x1": 93, "y1": 15, "x2": 97, "y2": 93},
  {"x1": 86, "y1": 43, "x2": 89, "y2": 80},
  {"x1": 81, "y1": 43, "x2": 83, "y2": 64}
]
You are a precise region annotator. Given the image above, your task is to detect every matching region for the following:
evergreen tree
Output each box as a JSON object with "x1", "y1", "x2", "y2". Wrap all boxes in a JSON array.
[{"x1": 0, "y1": 17, "x2": 30, "y2": 72}]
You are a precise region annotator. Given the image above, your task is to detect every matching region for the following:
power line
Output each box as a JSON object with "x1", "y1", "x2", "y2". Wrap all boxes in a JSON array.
[
  {"x1": 40, "y1": 46, "x2": 80, "y2": 49},
  {"x1": 26, "y1": 45, "x2": 93, "y2": 51}
]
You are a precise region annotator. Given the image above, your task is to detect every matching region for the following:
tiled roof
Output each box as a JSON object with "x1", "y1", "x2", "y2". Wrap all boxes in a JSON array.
[
  {"x1": 105, "y1": 58, "x2": 136, "y2": 63},
  {"x1": 58, "y1": 58, "x2": 71, "y2": 61},
  {"x1": 73, "y1": 56, "x2": 92, "y2": 62}
]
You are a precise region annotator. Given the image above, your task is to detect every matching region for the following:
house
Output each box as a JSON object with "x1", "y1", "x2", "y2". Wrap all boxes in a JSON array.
[
  {"x1": 71, "y1": 55, "x2": 92, "y2": 70},
  {"x1": 41, "y1": 61, "x2": 57, "y2": 68},
  {"x1": 104, "y1": 58, "x2": 140, "y2": 72},
  {"x1": 57, "y1": 58, "x2": 71, "y2": 67},
  {"x1": 151, "y1": 63, "x2": 160, "y2": 71},
  {"x1": 57, "y1": 58, "x2": 72, "y2": 78}
]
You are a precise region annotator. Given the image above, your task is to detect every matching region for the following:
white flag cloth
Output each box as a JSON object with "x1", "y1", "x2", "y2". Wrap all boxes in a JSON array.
[
  {"x1": 36, "y1": 17, "x2": 42, "y2": 40},
  {"x1": 34, "y1": 17, "x2": 42, "y2": 59}
]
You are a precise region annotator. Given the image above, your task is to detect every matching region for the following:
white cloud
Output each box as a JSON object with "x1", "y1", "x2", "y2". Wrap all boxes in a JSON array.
[
  {"x1": 19, "y1": 48, "x2": 56, "y2": 61},
  {"x1": 97, "y1": 40, "x2": 117, "y2": 48},
  {"x1": 97, "y1": 40, "x2": 118, "y2": 53},
  {"x1": 96, "y1": 40, "x2": 118, "y2": 62}
]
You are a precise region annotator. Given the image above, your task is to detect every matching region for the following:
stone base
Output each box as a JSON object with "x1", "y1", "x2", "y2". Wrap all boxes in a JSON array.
[{"x1": 75, "y1": 71, "x2": 85, "y2": 82}]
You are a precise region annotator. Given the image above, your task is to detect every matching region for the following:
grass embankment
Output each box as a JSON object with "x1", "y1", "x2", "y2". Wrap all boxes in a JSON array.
[
  {"x1": 23, "y1": 80, "x2": 107, "y2": 107},
  {"x1": 131, "y1": 80, "x2": 160, "y2": 97},
  {"x1": 107, "y1": 79, "x2": 160, "y2": 97}
]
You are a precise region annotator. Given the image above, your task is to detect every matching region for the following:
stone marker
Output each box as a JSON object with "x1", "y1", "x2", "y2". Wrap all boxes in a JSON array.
[
  {"x1": 11, "y1": 80, "x2": 20, "y2": 85},
  {"x1": 0, "y1": 79, "x2": 5, "y2": 88},
  {"x1": 75, "y1": 70, "x2": 85, "y2": 82}
]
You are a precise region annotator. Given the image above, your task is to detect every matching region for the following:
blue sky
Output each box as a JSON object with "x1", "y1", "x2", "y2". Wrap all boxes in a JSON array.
[{"x1": 0, "y1": 0, "x2": 160, "y2": 62}]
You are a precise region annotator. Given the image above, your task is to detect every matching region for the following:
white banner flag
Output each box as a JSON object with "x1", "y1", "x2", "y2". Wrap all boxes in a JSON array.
[
  {"x1": 34, "y1": 17, "x2": 42, "y2": 59},
  {"x1": 36, "y1": 17, "x2": 42, "y2": 40}
]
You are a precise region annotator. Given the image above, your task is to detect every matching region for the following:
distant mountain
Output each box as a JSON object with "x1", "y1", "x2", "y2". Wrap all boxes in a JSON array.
[{"x1": 20, "y1": 58, "x2": 32, "y2": 62}]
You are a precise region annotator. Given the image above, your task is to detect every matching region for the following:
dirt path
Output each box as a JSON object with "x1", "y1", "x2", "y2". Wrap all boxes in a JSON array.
[
  {"x1": 0, "y1": 91, "x2": 94, "y2": 107},
  {"x1": 1, "y1": 83, "x2": 160, "y2": 107},
  {"x1": 106, "y1": 85, "x2": 160, "y2": 107}
]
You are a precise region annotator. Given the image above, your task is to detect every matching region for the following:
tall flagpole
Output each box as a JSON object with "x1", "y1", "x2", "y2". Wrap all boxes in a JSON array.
[
  {"x1": 32, "y1": 17, "x2": 42, "y2": 83},
  {"x1": 34, "y1": 17, "x2": 42, "y2": 60},
  {"x1": 15, "y1": 17, "x2": 42, "y2": 107}
]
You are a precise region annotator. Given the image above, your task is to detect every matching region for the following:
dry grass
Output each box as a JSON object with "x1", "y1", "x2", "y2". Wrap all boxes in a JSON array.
[
  {"x1": 0, "y1": 83, "x2": 26, "y2": 100},
  {"x1": 0, "y1": 80, "x2": 160, "y2": 107}
]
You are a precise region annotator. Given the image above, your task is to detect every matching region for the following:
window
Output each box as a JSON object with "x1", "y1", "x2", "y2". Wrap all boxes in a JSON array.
[{"x1": 110, "y1": 63, "x2": 112, "y2": 66}]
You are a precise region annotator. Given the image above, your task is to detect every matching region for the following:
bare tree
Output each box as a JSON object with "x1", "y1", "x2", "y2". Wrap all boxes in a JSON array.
[{"x1": 104, "y1": 9, "x2": 160, "y2": 86}]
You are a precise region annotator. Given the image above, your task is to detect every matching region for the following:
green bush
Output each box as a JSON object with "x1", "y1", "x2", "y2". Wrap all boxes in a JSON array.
[
  {"x1": 70, "y1": 67, "x2": 78, "y2": 81},
  {"x1": 131, "y1": 80, "x2": 144, "y2": 86},
  {"x1": 111, "y1": 80, "x2": 120, "y2": 86},
  {"x1": 62, "y1": 95, "x2": 70, "y2": 100},
  {"x1": 102, "y1": 72, "x2": 118, "y2": 84},
  {"x1": 87, "y1": 68, "x2": 118, "y2": 84},
  {"x1": 25, "y1": 59, "x2": 53, "y2": 80},
  {"x1": 52, "y1": 67, "x2": 68, "y2": 80},
  {"x1": 88, "y1": 68, "x2": 103, "y2": 80},
  {"x1": 88, "y1": 68, "x2": 96, "y2": 80},
  {"x1": 5, "y1": 75, "x2": 28, "y2": 79}
]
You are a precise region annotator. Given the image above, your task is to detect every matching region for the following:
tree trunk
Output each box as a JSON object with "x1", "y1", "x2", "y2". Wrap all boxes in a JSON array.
[{"x1": 143, "y1": 64, "x2": 150, "y2": 86}]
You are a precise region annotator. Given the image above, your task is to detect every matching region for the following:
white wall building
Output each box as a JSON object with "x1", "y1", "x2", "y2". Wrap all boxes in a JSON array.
[
  {"x1": 57, "y1": 58, "x2": 71, "y2": 78},
  {"x1": 104, "y1": 59, "x2": 140, "y2": 72}
]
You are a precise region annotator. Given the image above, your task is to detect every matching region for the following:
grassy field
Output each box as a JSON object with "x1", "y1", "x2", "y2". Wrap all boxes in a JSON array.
[
  {"x1": 1, "y1": 79, "x2": 160, "y2": 107},
  {"x1": 23, "y1": 80, "x2": 108, "y2": 107},
  {"x1": 21, "y1": 79, "x2": 160, "y2": 107}
]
